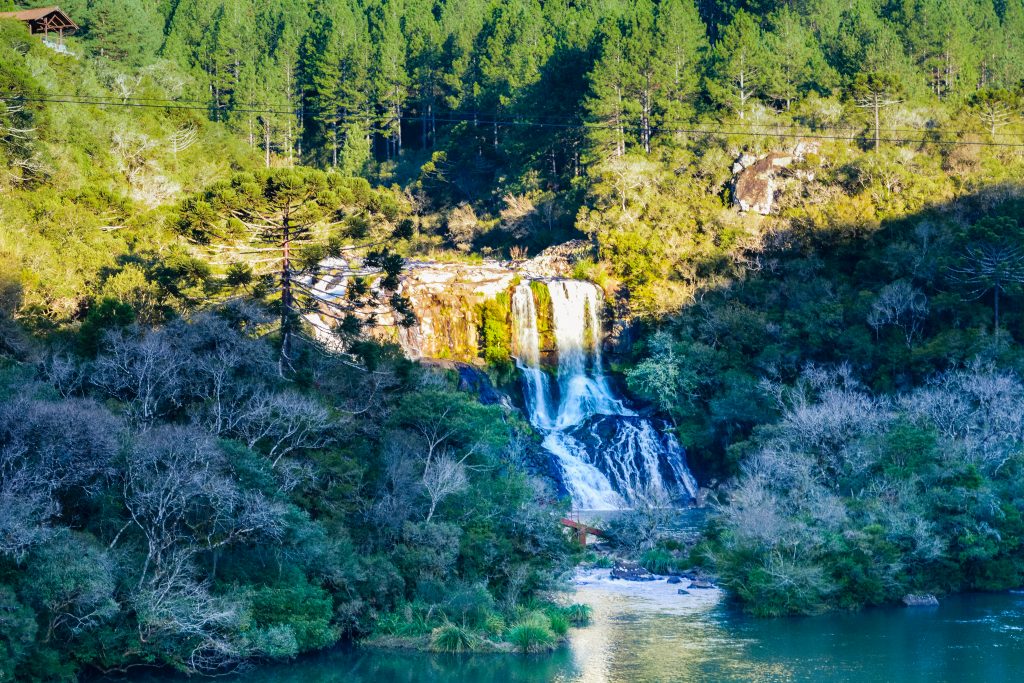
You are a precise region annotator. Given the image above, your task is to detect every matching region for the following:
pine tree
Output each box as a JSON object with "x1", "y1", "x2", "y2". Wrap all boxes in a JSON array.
[
  {"x1": 586, "y1": 18, "x2": 633, "y2": 160},
  {"x1": 475, "y1": 0, "x2": 552, "y2": 149},
  {"x1": 402, "y1": 0, "x2": 443, "y2": 149},
  {"x1": 762, "y1": 6, "x2": 833, "y2": 110},
  {"x1": 898, "y1": 0, "x2": 981, "y2": 100},
  {"x1": 652, "y1": 0, "x2": 708, "y2": 134},
  {"x1": 707, "y1": 11, "x2": 764, "y2": 120},
  {"x1": 991, "y1": 0, "x2": 1024, "y2": 87},
  {"x1": 83, "y1": 0, "x2": 165, "y2": 65},
  {"x1": 206, "y1": 1, "x2": 254, "y2": 119},
  {"x1": 370, "y1": 0, "x2": 409, "y2": 161},
  {"x1": 306, "y1": 7, "x2": 371, "y2": 168},
  {"x1": 620, "y1": 0, "x2": 657, "y2": 154},
  {"x1": 177, "y1": 168, "x2": 413, "y2": 368}
]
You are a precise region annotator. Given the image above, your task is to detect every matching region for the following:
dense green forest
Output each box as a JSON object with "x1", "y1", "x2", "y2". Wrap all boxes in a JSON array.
[{"x1": 3, "y1": 0, "x2": 1024, "y2": 679}]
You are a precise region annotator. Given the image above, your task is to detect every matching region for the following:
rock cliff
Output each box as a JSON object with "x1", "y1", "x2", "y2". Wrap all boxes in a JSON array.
[{"x1": 306, "y1": 240, "x2": 596, "y2": 361}]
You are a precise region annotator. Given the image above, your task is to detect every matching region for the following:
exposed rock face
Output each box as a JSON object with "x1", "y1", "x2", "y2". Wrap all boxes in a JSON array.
[
  {"x1": 307, "y1": 241, "x2": 594, "y2": 361},
  {"x1": 732, "y1": 141, "x2": 818, "y2": 215},
  {"x1": 514, "y1": 239, "x2": 595, "y2": 278},
  {"x1": 393, "y1": 261, "x2": 517, "y2": 360}
]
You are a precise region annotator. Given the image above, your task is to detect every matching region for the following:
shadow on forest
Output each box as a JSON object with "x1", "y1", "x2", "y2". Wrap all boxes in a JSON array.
[{"x1": 623, "y1": 182, "x2": 1024, "y2": 479}]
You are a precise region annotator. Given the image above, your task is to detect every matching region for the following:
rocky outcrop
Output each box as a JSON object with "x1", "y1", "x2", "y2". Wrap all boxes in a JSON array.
[
  {"x1": 514, "y1": 239, "x2": 595, "y2": 278},
  {"x1": 455, "y1": 364, "x2": 504, "y2": 405},
  {"x1": 307, "y1": 241, "x2": 597, "y2": 361},
  {"x1": 732, "y1": 142, "x2": 818, "y2": 215},
  {"x1": 902, "y1": 593, "x2": 939, "y2": 607}
]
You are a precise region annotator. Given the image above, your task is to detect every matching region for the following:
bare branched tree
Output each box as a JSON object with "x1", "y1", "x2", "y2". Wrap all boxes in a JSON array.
[
  {"x1": 867, "y1": 280, "x2": 928, "y2": 347},
  {"x1": 112, "y1": 130, "x2": 158, "y2": 187},
  {"x1": 422, "y1": 450, "x2": 467, "y2": 522},
  {"x1": 0, "y1": 396, "x2": 120, "y2": 560},
  {"x1": 92, "y1": 328, "x2": 190, "y2": 427},
  {"x1": 228, "y1": 389, "x2": 335, "y2": 467}
]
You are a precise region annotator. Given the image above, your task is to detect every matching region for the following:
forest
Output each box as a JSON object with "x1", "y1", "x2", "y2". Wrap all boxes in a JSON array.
[{"x1": 2, "y1": 0, "x2": 1024, "y2": 679}]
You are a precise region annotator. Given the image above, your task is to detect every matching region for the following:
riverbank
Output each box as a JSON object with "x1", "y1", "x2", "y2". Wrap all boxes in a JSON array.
[{"x1": 99, "y1": 579, "x2": 1024, "y2": 682}]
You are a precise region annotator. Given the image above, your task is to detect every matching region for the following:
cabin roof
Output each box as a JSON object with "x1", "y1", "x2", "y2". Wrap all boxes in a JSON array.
[{"x1": 0, "y1": 6, "x2": 78, "y2": 31}]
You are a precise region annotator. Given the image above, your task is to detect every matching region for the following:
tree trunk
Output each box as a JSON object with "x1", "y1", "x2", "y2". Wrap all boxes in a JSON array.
[
  {"x1": 873, "y1": 97, "x2": 881, "y2": 151},
  {"x1": 994, "y1": 285, "x2": 1000, "y2": 331},
  {"x1": 281, "y1": 216, "x2": 292, "y2": 364}
]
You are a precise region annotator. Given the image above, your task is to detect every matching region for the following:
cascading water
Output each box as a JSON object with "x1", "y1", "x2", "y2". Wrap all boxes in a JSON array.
[{"x1": 512, "y1": 279, "x2": 698, "y2": 510}]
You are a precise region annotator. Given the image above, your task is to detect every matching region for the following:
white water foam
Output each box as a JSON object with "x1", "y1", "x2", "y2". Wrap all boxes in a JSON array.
[{"x1": 511, "y1": 279, "x2": 697, "y2": 511}]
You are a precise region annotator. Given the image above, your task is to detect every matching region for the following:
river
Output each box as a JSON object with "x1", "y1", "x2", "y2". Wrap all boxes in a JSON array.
[{"x1": 117, "y1": 575, "x2": 1024, "y2": 683}]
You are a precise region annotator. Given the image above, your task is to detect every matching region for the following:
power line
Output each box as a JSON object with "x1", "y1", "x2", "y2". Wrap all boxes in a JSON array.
[
  {"x1": 4, "y1": 93, "x2": 1024, "y2": 148},
  {"x1": 13, "y1": 92, "x2": 1024, "y2": 138}
]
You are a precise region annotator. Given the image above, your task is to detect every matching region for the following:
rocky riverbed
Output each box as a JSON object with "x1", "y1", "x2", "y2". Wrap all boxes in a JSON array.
[{"x1": 573, "y1": 568, "x2": 723, "y2": 616}]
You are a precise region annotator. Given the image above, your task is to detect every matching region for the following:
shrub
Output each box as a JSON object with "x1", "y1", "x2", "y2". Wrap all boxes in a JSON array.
[
  {"x1": 430, "y1": 623, "x2": 478, "y2": 653},
  {"x1": 483, "y1": 613, "x2": 506, "y2": 637},
  {"x1": 546, "y1": 611, "x2": 569, "y2": 636},
  {"x1": 562, "y1": 603, "x2": 592, "y2": 627},
  {"x1": 506, "y1": 622, "x2": 555, "y2": 653},
  {"x1": 640, "y1": 548, "x2": 676, "y2": 575}
]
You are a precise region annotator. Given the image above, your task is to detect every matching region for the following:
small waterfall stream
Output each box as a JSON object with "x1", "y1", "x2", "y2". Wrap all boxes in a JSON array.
[{"x1": 512, "y1": 280, "x2": 698, "y2": 510}]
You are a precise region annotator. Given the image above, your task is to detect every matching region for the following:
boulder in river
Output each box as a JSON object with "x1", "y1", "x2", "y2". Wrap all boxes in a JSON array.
[
  {"x1": 667, "y1": 576, "x2": 682, "y2": 585},
  {"x1": 688, "y1": 579, "x2": 715, "y2": 589},
  {"x1": 676, "y1": 589, "x2": 690, "y2": 595},
  {"x1": 902, "y1": 593, "x2": 939, "y2": 607},
  {"x1": 610, "y1": 562, "x2": 657, "y2": 582}
]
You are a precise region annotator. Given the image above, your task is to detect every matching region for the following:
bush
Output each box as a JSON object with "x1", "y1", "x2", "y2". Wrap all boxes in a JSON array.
[
  {"x1": 483, "y1": 613, "x2": 506, "y2": 637},
  {"x1": 640, "y1": 548, "x2": 676, "y2": 575},
  {"x1": 430, "y1": 623, "x2": 478, "y2": 653},
  {"x1": 562, "y1": 603, "x2": 592, "y2": 627},
  {"x1": 546, "y1": 611, "x2": 569, "y2": 637},
  {"x1": 506, "y1": 622, "x2": 555, "y2": 653}
]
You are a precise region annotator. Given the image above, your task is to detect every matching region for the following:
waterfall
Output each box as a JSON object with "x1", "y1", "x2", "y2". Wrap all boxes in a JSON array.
[
  {"x1": 512, "y1": 282, "x2": 554, "y2": 430},
  {"x1": 512, "y1": 279, "x2": 698, "y2": 511}
]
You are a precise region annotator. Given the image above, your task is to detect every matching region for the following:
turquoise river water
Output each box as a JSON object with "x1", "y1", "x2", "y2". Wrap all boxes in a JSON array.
[{"x1": 117, "y1": 577, "x2": 1023, "y2": 683}]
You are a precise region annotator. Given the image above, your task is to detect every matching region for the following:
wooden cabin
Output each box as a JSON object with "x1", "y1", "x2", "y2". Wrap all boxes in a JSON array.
[{"x1": 0, "y1": 6, "x2": 78, "y2": 46}]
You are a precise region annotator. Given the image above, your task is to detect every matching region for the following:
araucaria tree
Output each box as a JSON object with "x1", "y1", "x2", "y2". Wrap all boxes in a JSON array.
[
  {"x1": 951, "y1": 243, "x2": 1024, "y2": 332},
  {"x1": 851, "y1": 71, "x2": 904, "y2": 150},
  {"x1": 176, "y1": 168, "x2": 414, "y2": 367}
]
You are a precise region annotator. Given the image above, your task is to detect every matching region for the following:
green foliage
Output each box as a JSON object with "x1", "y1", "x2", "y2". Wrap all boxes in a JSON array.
[
  {"x1": 640, "y1": 548, "x2": 678, "y2": 576},
  {"x1": 707, "y1": 364, "x2": 1024, "y2": 616},
  {"x1": 0, "y1": 586, "x2": 36, "y2": 683},
  {"x1": 249, "y1": 575, "x2": 338, "y2": 655},
  {"x1": 430, "y1": 623, "x2": 479, "y2": 653},
  {"x1": 506, "y1": 619, "x2": 555, "y2": 653},
  {"x1": 562, "y1": 603, "x2": 592, "y2": 627},
  {"x1": 77, "y1": 298, "x2": 136, "y2": 355},
  {"x1": 478, "y1": 293, "x2": 512, "y2": 367}
]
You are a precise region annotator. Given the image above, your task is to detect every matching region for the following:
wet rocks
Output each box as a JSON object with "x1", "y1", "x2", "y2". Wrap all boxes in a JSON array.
[
  {"x1": 456, "y1": 364, "x2": 503, "y2": 405},
  {"x1": 687, "y1": 579, "x2": 715, "y2": 590},
  {"x1": 610, "y1": 562, "x2": 657, "y2": 582},
  {"x1": 667, "y1": 576, "x2": 682, "y2": 585},
  {"x1": 902, "y1": 593, "x2": 939, "y2": 607},
  {"x1": 677, "y1": 589, "x2": 691, "y2": 595}
]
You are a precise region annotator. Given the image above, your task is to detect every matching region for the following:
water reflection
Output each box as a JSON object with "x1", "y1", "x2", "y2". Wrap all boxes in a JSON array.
[{"x1": 106, "y1": 588, "x2": 1024, "y2": 683}]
